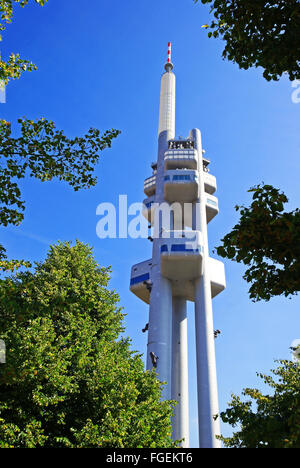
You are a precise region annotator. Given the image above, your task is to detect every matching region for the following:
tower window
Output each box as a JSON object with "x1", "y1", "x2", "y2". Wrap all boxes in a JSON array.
[{"x1": 168, "y1": 140, "x2": 194, "y2": 150}]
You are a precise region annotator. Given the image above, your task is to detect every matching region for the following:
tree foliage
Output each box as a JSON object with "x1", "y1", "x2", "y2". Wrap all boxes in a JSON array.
[
  {"x1": 195, "y1": 0, "x2": 300, "y2": 81},
  {"x1": 0, "y1": 118, "x2": 119, "y2": 273},
  {"x1": 216, "y1": 185, "x2": 300, "y2": 302},
  {"x1": 0, "y1": 244, "x2": 30, "y2": 273},
  {"x1": 219, "y1": 360, "x2": 300, "y2": 448},
  {"x1": 0, "y1": 241, "x2": 176, "y2": 448},
  {"x1": 0, "y1": 1, "x2": 48, "y2": 84},
  {"x1": 0, "y1": 118, "x2": 120, "y2": 227},
  {"x1": 0, "y1": 52, "x2": 37, "y2": 84}
]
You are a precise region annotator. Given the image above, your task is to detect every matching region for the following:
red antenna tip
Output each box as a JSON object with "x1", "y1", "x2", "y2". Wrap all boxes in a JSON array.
[{"x1": 167, "y1": 42, "x2": 172, "y2": 63}]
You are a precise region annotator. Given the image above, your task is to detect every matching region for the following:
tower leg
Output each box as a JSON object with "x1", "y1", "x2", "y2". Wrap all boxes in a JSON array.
[
  {"x1": 147, "y1": 273, "x2": 173, "y2": 400},
  {"x1": 171, "y1": 297, "x2": 189, "y2": 447},
  {"x1": 194, "y1": 277, "x2": 221, "y2": 448}
]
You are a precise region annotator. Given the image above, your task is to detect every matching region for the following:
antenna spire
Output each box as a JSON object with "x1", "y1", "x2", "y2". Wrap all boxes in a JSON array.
[
  {"x1": 168, "y1": 42, "x2": 172, "y2": 63},
  {"x1": 165, "y1": 42, "x2": 173, "y2": 72}
]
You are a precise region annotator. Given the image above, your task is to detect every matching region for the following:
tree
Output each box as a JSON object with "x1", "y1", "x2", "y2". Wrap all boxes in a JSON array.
[
  {"x1": 218, "y1": 359, "x2": 300, "y2": 448},
  {"x1": 194, "y1": 0, "x2": 300, "y2": 81},
  {"x1": 216, "y1": 184, "x2": 300, "y2": 302},
  {"x1": 0, "y1": 241, "x2": 176, "y2": 448}
]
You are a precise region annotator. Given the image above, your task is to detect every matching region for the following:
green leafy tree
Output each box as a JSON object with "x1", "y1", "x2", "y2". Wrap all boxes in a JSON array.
[
  {"x1": 194, "y1": 0, "x2": 300, "y2": 81},
  {"x1": 216, "y1": 184, "x2": 300, "y2": 302},
  {"x1": 0, "y1": 241, "x2": 176, "y2": 448},
  {"x1": 219, "y1": 359, "x2": 300, "y2": 448}
]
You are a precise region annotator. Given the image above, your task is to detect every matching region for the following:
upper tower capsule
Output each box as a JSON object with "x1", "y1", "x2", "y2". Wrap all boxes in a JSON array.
[{"x1": 158, "y1": 42, "x2": 176, "y2": 139}]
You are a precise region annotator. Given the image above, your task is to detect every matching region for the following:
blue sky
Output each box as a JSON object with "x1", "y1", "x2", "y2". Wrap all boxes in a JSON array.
[{"x1": 1, "y1": 0, "x2": 299, "y2": 447}]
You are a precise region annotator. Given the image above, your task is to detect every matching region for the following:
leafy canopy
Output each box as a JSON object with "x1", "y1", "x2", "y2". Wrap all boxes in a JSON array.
[
  {"x1": 195, "y1": 0, "x2": 300, "y2": 81},
  {"x1": 0, "y1": 241, "x2": 176, "y2": 448},
  {"x1": 216, "y1": 185, "x2": 300, "y2": 302},
  {"x1": 219, "y1": 360, "x2": 300, "y2": 448}
]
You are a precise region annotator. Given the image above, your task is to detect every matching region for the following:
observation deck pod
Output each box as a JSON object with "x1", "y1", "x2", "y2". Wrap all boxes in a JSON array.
[
  {"x1": 142, "y1": 196, "x2": 155, "y2": 223},
  {"x1": 208, "y1": 257, "x2": 226, "y2": 297},
  {"x1": 144, "y1": 175, "x2": 156, "y2": 197},
  {"x1": 164, "y1": 170, "x2": 198, "y2": 203},
  {"x1": 160, "y1": 231, "x2": 203, "y2": 281},
  {"x1": 164, "y1": 148, "x2": 198, "y2": 171},
  {"x1": 130, "y1": 259, "x2": 153, "y2": 305},
  {"x1": 179, "y1": 195, "x2": 219, "y2": 226},
  {"x1": 206, "y1": 195, "x2": 219, "y2": 223},
  {"x1": 204, "y1": 173, "x2": 217, "y2": 195},
  {"x1": 170, "y1": 257, "x2": 226, "y2": 302},
  {"x1": 129, "y1": 256, "x2": 225, "y2": 305},
  {"x1": 142, "y1": 194, "x2": 219, "y2": 226}
]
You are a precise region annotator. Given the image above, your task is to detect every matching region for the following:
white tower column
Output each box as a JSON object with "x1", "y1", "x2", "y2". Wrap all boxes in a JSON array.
[
  {"x1": 171, "y1": 297, "x2": 189, "y2": 447},
  {"x1": 192, "y1": 128, "x2": 221, "y2": 448},
  {"x1": 146, "y1": 274, "x2": 173, "y2": 400},
  {"x1": 158, "y1": 44, "x2": 176, "y2": 139},
  {"x1": 146, "y1": 46, "x2": 176, "y2": 401}
]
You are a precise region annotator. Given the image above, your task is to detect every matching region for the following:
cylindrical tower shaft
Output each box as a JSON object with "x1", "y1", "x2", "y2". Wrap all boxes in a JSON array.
[
  {"x1": 146, "y1": 47, "x2": 176, "y2": 401},
  {"x1": 147, "y1": 275, "x2": 173, "y2": 400},
  {"x1": 158, "y1": 68, "x2": 175, "y2": 140},
  {"x1": 171, "y1": 297, "x2": 189, "y2": 447},
  {"x1": 191, "y1": 128, "x2": 221, "y2": 448}
]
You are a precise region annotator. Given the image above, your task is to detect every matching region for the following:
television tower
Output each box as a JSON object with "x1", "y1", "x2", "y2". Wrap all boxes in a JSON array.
[{"x1": 130, "y1": 43, "x2": 226, "y2": 448}]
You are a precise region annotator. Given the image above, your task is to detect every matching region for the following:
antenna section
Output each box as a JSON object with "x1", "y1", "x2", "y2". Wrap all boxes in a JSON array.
[{"x1": 165, "y1": 41, "x2": 174, "y2": 72}]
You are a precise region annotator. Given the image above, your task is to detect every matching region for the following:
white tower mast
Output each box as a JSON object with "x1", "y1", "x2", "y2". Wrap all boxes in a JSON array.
[{"x1": 130, "y1": 44, "x2": 226, "y2": 448}]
